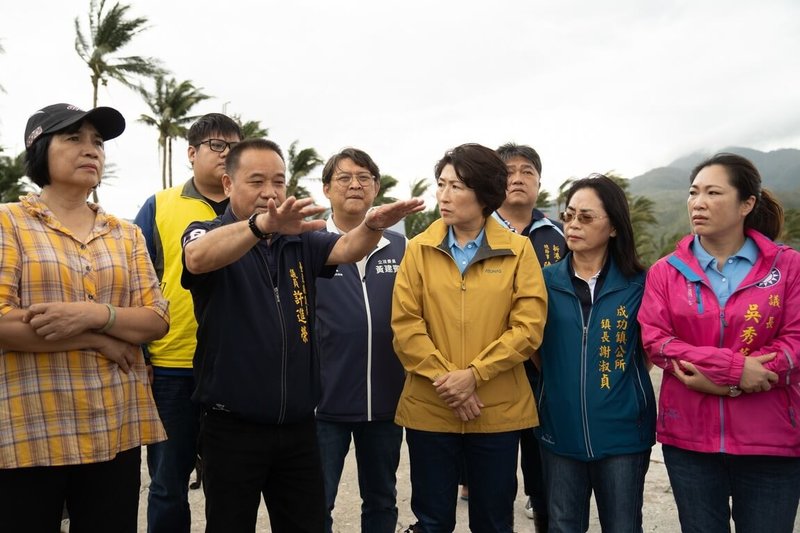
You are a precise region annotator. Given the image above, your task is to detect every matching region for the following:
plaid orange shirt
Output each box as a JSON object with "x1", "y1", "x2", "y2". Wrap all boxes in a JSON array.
[{"x1": 0, "y1": 194, "x2": 168, "y2": 468}]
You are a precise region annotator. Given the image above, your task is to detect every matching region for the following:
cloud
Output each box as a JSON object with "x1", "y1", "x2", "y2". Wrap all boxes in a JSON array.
[{"x1": 1, "y1": 0, "x2": 798, "y2": 217}]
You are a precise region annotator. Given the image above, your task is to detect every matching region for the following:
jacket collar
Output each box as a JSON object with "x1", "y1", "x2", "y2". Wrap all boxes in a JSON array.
[
  {"x1": 417, "y1": 217, "x2": 516, "y2": 266},
  {"x1": 418, "y1": 216, "x2": 516, "y2": 249},
  {"x1": 325, "y1": 216, "x2": 389, "y2": 279},
  {"x1": 547, "y1": 252, "x2": 632, "y2": 297},
  {"x1": 21, "y1": 192, "x2": 118, "y2": 237},
  {"x1": 181, "y1": 178, "x2": 206, "y2": 200},
  {"x1": 670, "y1": 229, "x2": 785, "y2": 285},
  {"x1": 325, "y1": 215, "x2": 389, "y2": 252}
]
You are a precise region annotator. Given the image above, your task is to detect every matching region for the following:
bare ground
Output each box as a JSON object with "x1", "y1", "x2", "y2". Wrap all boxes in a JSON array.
[{"x1": 124, "y1": 369, "x2": 799, "y2": 532}]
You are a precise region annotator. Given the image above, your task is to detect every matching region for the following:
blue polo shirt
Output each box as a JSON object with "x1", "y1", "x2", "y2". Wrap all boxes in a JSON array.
[
  {"x1": 691, "y1": 235, "x2": 758, "y2": 307},
  {"x1": 448, "y1": 226, "x2": 485, "y2": 274}
]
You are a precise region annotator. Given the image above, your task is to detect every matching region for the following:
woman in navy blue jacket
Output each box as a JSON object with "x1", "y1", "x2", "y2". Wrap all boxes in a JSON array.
[{"x1": 534, "y1": 175, "x2": 656, "y2": 532}]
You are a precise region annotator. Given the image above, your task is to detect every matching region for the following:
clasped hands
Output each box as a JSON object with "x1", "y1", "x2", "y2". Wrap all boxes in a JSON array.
[
  {"x1": 433, "y1": 369, "x2": 483, "y2": 422},
  {"x1": 22, "y1": 301, "x2": 139, "y2": 374},
  {"x1": 672, "y1": 352, "x2": 779, "y2": 395}
]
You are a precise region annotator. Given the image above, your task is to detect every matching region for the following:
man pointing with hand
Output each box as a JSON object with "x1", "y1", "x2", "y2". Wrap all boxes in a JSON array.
[{"x1": 181, "y1": 138, "x2": 423, "y2": 533}]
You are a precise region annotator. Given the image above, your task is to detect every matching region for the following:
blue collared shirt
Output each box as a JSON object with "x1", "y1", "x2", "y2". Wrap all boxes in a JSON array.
[
  {"x1": 448, "y1": 226, "x2": 485, "y2": 274},
  {"x1": 691, "y1": 235, "x2": 758, "y2": 307}
]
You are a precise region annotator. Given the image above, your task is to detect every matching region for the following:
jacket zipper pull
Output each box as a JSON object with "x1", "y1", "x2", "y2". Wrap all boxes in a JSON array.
[
  {"x1": 582, "y1": 326, "x2": 588, "y2": 345},
  {"x1": 273, "y1": 287, "x2": 280, "y2": 303},
  {"x1": 461, "y1": 279, "x2": 466, "y2": 291}
]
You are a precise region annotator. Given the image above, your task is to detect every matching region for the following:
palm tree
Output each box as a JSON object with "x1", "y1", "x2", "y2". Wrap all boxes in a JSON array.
[
  {"x1": 231, "y1": 115, "x2": 269, "y2": 139},
  {"x1": 138, "y1": 75, "x2": 209, "y2": 189},
  {"x1": 75, "y1": 0, "x2": 163, "y2": 108},
  {"x1": 404, "y1": 177, "x2": 439, "y2": 238},
  {"x1": 555, "y1": 177, "x2": 576, "y2": 214},
  {"x1": 655, "y1": 230, "x2": 686, "y2": 259},
  {"x1": 286, "y1": 141, "x2": 323, "y2": 199},
  {"x1": 605, "y1": 172, "x2": 658, "y2": 265},
  {"x1": 0, "y1": 149, "x2": 28, "y2": 202},
  {"x1": 536, "y1": 189, "x2": 553, "y2": 209},
  {"x1": 374, "y1": 174, "x2": 399, "y2": 205},
  {"x1": 628, "y1": 194, "x2": 659, "y2": 264}
]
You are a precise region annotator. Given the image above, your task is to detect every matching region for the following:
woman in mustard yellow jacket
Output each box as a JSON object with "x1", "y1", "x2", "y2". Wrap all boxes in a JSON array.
[{"x1": 392, "y1": 143, "x2": 547, "y2": 532}]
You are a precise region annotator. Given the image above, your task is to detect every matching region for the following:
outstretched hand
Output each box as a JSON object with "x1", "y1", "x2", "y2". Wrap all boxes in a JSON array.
[
  {"x1": 365, "y1": 198, "x2": 425, "y2": 230},
  {"x1": 257, "y1": 196, "x2": 327, "y2": 236}
]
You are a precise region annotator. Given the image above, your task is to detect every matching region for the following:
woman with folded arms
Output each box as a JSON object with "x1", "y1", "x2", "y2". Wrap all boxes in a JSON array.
[
  {"x1": 638, "y1": 153, "x2": 800, "y2": 533},
  {"x1": 0, "y1": 103, "x2": 169, "y2": 532}
]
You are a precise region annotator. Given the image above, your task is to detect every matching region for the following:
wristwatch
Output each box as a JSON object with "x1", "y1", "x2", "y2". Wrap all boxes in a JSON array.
[
  {"x1": 248, "y1": 212, "x2": 275, "y2": 240},
  {"x1": 728, "y1": 385, "x2": 742, "y2": 398}
]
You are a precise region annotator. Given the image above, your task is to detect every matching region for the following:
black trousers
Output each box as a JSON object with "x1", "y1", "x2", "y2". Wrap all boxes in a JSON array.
[
  {"x1": 200, "y1": 410, "x2": 326, "y2": 533},
  {"x1": 0, "y1": 446, "x2": 141, "y2": 533}
]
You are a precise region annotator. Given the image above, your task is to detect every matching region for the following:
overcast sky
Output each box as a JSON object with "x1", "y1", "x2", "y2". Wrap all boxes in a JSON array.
[{"x1": 2, "y1": 0, "x2": 799, "y2": 218}]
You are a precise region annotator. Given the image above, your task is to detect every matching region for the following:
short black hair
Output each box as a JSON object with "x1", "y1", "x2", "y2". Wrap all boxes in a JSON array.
[
  {"x1": 434, "y1": 143, "x2": 507, "y2": 217},
  {"x1": 24, "y1": 121, "x2": 85, "y2": 187},
  {"x1": 496, "y1": 142, "x2": 542, "y2": 176},
  {"x1": 187, "y1": 113, "x2": 242, "y2": 146},
  {"x1": 321, "y1": 148, "x2": 380, "y2": 185},
  {"x1": 225, "y1": 138, "x2": 284, "y2": 176}
]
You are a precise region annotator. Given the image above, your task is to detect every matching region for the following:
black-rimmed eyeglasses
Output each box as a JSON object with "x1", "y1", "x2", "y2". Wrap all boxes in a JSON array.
[{"x1": 197, "y1": 139, "x2": 238, "y2": 153}]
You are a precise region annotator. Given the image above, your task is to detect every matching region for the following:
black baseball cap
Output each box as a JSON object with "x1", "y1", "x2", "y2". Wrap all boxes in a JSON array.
[{"x1": 24, "y1": 103, "x2": 126, "y2": 150}]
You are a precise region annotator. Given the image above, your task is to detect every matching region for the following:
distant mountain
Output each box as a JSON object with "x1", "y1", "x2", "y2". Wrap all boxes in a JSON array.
[{"x1": 628, "y1": 147, "x2": 800, "y2": 253}]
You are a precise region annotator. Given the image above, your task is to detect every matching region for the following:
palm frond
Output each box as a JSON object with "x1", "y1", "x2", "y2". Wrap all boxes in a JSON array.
[
  {"x1": 374, "y1": 174, "x2": 399, "y2": 205},
  {"x1": 408, "y1": 177, "x2": 431, "y2": 198},
  {"x1": 137, "y1": 74, "x2": 210, "y2": 188}
]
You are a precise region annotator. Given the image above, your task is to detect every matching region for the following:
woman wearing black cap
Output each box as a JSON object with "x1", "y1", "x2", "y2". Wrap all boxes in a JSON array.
[{"x1": 0, "y1": 103, "x2": 169, "y2": 532}]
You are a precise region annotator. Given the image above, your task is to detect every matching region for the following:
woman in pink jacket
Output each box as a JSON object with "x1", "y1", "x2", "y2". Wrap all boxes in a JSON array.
[{"x1": 638, "y1": 153, "x2": 800, "y2": 533}]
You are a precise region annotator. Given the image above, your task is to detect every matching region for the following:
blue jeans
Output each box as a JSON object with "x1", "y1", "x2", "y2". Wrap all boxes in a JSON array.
[
  {"x1": 316, "y1": 420, "x2": 403, "y2": 533},
  {"x1": 146, "y1": 373, "x2": 201, "y2": 533},
  {"x1": 406, "y1": 429, "x2": 520, "y2": 533},
  {"x1": 541, "y1": 446, "x2": 650, "y2": 533},
  {"x1": 663, "y1": 445, "x2": 800, "y2": 533}
]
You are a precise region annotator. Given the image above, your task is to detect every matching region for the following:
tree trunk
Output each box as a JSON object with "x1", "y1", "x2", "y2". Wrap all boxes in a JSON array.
[
  {"x1": 167, "y1": 137, "x2": 173, "y2": 188},
  {"x1": 90, "y1": 77, "x2": 100, "y2": 203},
  {"x1": 160, "y1": 138, "x2": 167, "y2": 190}
]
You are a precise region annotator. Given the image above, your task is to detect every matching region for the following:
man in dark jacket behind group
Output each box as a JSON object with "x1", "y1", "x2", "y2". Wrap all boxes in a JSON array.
[{"x1": 493, "y1": 142, "x2": 565, "y2": 532}]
